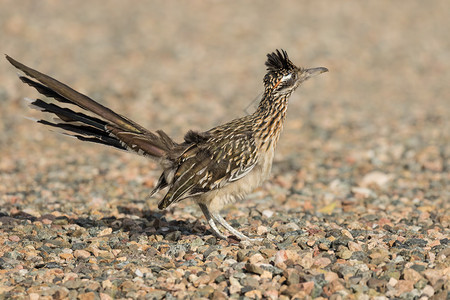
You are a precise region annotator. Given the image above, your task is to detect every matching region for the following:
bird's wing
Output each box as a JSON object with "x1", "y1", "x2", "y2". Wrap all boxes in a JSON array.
[{"x1": 157, "y1": 133, "x2": 258, "y2": 209}]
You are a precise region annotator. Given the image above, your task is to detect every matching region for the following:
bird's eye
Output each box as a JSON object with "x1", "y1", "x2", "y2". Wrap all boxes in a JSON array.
[
  {"x1": 273, "y1": 73, "x2": 297, "y2": 90},
  {"x1": 280, "y1": 73, "x2": 297, "y2": 87},
  {"x1": 281, "y1": 74, "x2": 292, "y2": 82}
]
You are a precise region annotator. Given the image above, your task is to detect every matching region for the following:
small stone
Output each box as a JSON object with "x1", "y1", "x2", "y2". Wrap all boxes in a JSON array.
[
  {"x1": 280, "y1": 249, "x2": 303, "y2": 266},
  {"x1": 318, "y1": 243, "x2": 329, "y2": 251},
  {"x1": 245, "y1": 289, "x2": 262, "y2": 298},
  {"x1": 120, "y1": 280, "x2": 136, "y2": 292},
  {"x1": 212, "y1": 290, "x2": 228, "y2": 299},
  {"x1": 215, "y1": 274, "x2": 226, "y2": 283},
  {"x1": 98, "y1": 227, "x2": 112, "y2": 236},
  {"x1": 260, "y1": 248, "x2": 277, "y2": 258},
  {"x1": 351, "y1": 187, "x2": 374, "y2": 198},
  {"x1": 301, "y1": 281, "x2": 315, "y2": 295},
  {"x1": 341, "y1": 229, "x2": 353, "y2": 240},
  {"x1": 299, "y1": 252, "x2": 313, "y2": 269},
  {"x1": 348, "y1": 241, "x2": 362, "y2": 252},
  {"x1": 307, "y1": 240, "x2": 315, "y2": 247},
  {"x1": 100, "y1": 293, "x2": 113, "y2": 300},
  {"x1": 59, "y1": 253, "x2": 73, "y2": 260},
  {"x1": 237, "y1": 250, "x2": 250, "y2": 262},
  {"x1": 414, "y1": 278, "x2": 428, "y2": 290},
  {"x1": 360, "y1": 171, "x2": 393, "y2": 188},
  {"x1": 29, "y1": 293, "x2": 39, "y2": 300},
  {"x1": 190, "y1": 237, "x2": 205, "y2": 248},
  {"x1": 74, "y1": 249, "x2": 91, "y2": 259},
  {"x1": 42, "y1": 218, "x2": 53, "y2": 225},
  {"x1": 277, "y1": 222, "x2": 300, "y2": 233},
  {"x1": 388, "y1": 277, "x2": 398, "y2": 286},
  {"x1": 336, "y1": 246, "x2": 353, "y2": 259},
  {"x1": 385, "y1": 269, "x2": 401, "y2": 281},
  {"x1": 274, "y1": 250, "x2": 288, "y2": 267},
  {"x1": 64, "y1": 279, "x2": 83, "y2": 289},
  {"x1": 261, "y1": 270, "x2": 273, "y2": 279},
  {"x1": 328, "y1": 279, "x2": 346, "y2": 294},
  {"x1": 403, "y1": 268, "x2": 422, "y2": 283},
  {"x1": 367, "y1": 278, "x2": 386, "y2": 290},
  {"x1": 257, "y1": 225, "x2": 268, "y2": 235},
  {"x1": 78, "y1": 292, "x2": 96, "y2": 300},
  {"x1": 229, "y1": 277, "x2": 242, "y2": 294},
  {"x1": 422, "y1": 269, "x2": 442, "y2": 286},
  {"x1": 188, "y1": 274, "x2": 199, "y2": 284},
  {"x1": 53, "y1": 217, "x2": 69, "y2": 225},
  {"x1": 245, "y1": 263, "x2": 264, "y2": 275},
  {"x1": 135, "y1": 269, "x2": 143, "y2": 277},
  {"x1": 166, "y1": 230, "x2": 181, "y2": 241},
  {"x1": 242, "y1": 277, "x2": 259, "y2": 288},
  {"x1": 249, "y1": 253, "x2": 265, "y2": 264},
  {"x1": 264, "y1": 290, "x2": 279, "y2": 300},
  {"x1": 314, "y1": 257, "x2": 332, "y2": 268},
  {"x1": 394, "y1": 280, "x2": 414, "y2": 296},
  {"x1": 197, "y1": 286, "x2": 215, "y2": 297},
  {"x1": 282, "y1": 283, "x2": 302, "y2": 297},
  {"x1": 147, "y1": 290, "x2": 166, "y2": 300},
  {"x1": 102, "y1": 280, "x2": 113, "y2": 289},
  {"x1": 369, "y1": 248, "x2": 389, "y2": 264},
  {"x1": 262, "y1": 210, "x2": 274, "y2": 218},
  {"x1": 196, "y1": 274, "x2": 211, "y2": 285},
  {"x1": 421, "y1": 285, "x2": 434, "y2": 297},
  {"x1": 9, "y1": 235, "x2": 20, "y2": 242},
  {"x1": 324, "y1": 271, "x2": 339, "y2": 283},
  {"x1": 284, "y1": 268, "x2": 300, "y2": 285},
  {"x1": 205, "y1": 237, "x2": 217, "y2": 245}
]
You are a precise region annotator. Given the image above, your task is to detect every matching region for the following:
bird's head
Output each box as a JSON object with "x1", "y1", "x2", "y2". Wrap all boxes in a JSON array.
[{"x1": 263, "y1": 49, "x2": 328, "y2": 96}]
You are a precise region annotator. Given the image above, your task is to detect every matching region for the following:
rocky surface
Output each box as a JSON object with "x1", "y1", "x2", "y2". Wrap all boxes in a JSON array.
[{"x1": 1, "y1": 1, "x2": 449, "y2": 299}]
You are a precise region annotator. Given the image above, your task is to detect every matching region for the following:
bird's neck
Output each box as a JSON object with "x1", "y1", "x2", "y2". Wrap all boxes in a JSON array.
[{"x1": 252, "y1": 91, "x2": 291, "y2": 148}]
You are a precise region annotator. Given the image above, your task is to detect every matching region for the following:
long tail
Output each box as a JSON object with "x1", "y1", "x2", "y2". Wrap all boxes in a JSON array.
[{"x1": 6, "y1": 55, "x2": 177, "y2": 159}]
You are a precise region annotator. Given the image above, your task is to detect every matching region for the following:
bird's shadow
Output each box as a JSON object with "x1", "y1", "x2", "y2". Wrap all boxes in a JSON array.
[{"x1": 0, "y1": 207, "x2": 205, "y2": 240}]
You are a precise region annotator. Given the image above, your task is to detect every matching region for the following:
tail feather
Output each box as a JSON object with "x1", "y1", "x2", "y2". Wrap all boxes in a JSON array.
[
  {"x1": 7, "y1": 54, "x2": 178, "y2": 160},
  {"x1": 6, "y1": 55, "x2": 142, "y2": 133},
  {"x1": 38, "y1": 119, "x2": 126, "y2": 150},
  {"x1": 19, "y1": 76, "x2": 73, "y2": 104},
  {"x1": 30, "y1": 98, "x2": 107, "y2": 130}
]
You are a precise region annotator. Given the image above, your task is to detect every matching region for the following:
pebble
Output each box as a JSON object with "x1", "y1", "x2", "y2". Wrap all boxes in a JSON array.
[
  {"x1": 9, "y1": 235, "x2": 20, "y2": 242},
  {"x1": 360, "y1": 171, "x2": 393, "y2": 188},
  {"x1": 245, "y1": 263, "x2": 264, "y2": 275},
  {"x1": 262, "y1": 210, "x2": 274, "y2": 218},
  {"x1": 394, "y1": 280, "x2": 414, "y2": 296},
  {"x1": 73, "y1": 249, "x2": 91, "y2": 259},
  {"x1": 336, "y1": 246, "x2": 353, "y2": 259},
  {"x1": 403, "y1": 268, "x2": 423, "y2": 283},
  {"x1": 257, "y1": 225, "x2": 268, "y2": 235}
]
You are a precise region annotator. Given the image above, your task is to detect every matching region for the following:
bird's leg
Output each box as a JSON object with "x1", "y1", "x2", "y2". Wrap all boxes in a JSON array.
[
  {"x1": 211, "y1": 212, "x2": 252, "y2": 241},
  {"x1": 198, "y1": 203, "x2": 227, "y2": 240}
]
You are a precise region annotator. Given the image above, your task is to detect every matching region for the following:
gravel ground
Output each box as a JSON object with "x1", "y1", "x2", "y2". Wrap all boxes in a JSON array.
[{"x1": 1, "y1": 1, "x2": 449, "y2": 299}]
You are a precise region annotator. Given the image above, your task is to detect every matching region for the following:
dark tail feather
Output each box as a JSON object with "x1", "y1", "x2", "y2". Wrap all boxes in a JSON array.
[
  {"x1": 6, "y1": 55, "x2": 144, "y2": 133},
  {"x1": 7, "y1": 55, "x2": 178, "y2": 159},
  {"x1": 29, "y1": 98, "x2": 108, "y2": 130},
  {"x1": 26, "y1": 98, "x2": 127, "y2": 151}
]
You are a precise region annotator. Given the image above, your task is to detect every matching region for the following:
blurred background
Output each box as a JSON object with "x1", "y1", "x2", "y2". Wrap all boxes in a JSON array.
[{"x1": 0, "y1": 1, "x2": 448, "y2": 213}]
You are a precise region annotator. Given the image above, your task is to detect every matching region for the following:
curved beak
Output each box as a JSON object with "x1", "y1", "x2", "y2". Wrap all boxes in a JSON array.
[{"x1": 305, "y1": 67, "x2": 329, "y2": 78}]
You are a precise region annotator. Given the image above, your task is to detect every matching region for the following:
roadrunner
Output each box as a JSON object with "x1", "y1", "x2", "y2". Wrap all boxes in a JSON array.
[{"x1": 7, "y1": 50, "x2": 327, "y2": 240}]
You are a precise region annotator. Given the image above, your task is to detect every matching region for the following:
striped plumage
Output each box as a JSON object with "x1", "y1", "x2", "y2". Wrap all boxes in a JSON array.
[{"x1": 7, "y1": 49, "x2": 327, "y2": 241}]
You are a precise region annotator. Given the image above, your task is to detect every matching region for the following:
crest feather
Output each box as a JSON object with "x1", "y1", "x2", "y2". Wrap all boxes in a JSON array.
[{"x1": 265, "y1": 49, "x2": 290, "y2": 72}]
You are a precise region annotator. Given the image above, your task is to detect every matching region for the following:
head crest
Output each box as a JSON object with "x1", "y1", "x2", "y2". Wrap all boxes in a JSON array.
[{"x1": 265, "y1": 49, "x2": 290, "y2": 72}]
